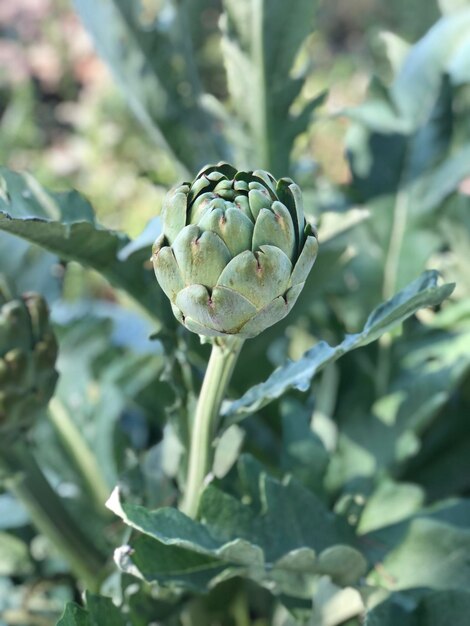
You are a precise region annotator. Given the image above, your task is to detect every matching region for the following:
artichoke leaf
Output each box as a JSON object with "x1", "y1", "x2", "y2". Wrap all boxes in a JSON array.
[{"x1": 217, "y1": 246, "x2": 292, "y2": 310}]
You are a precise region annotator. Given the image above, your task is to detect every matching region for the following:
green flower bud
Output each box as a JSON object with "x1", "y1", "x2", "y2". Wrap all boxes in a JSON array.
[
  {"x1": 152, "y1": 163, "x2": 318, "y2": 339},
  {"x1": 0, "y1": 293, "x2": 58, "y2": 440}
]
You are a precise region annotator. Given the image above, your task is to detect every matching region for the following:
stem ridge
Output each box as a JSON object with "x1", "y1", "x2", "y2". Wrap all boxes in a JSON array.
[{"x1": 182, "y1": 337, "x2": 244, "y2": 518}]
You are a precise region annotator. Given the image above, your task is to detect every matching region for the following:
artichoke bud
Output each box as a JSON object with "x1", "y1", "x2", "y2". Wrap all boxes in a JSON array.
[
  {"x1": 153, "y1": 162, "x2": 319, "y2": 339},
  {"x1": 0, "y1": 293, "x2": 58, "y2": 441}
]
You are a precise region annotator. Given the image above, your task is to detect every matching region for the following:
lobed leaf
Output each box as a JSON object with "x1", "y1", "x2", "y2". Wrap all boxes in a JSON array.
[
  {"x1": 342, "y1": 11, "x2": 470, "y2": 313},
  {"x1": 0, "y1": 168, "x2": 171, "y2": 326},
  {"x1": 391, "y1": 9, "x2": 470, "y2": 124},
  {"x1": 222, "y1": 271, "x2": 454, "y2": 422},
  {"x1": 327, "y1": 313, "x2": 470, "y2": 493},
  {"x1": 73, "y1": 0, "x2": 229, "y2": 174},
  {"x1": 108, "y1": 456, "x2": 366, "y2": 596},
  {"x1": 221, "y1": 0, "x2": 323, "y2": 175}
]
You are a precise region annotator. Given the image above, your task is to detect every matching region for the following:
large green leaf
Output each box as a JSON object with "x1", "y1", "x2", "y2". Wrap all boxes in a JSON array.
[
  {"x1": 327, "y1": 311, "x2": 470, "y2": 493},
  {"x1": 280, "y1": 404, "x2": 329, "y2": 495},
  {"x1": 115, "y1": 534, "x2": 225, "y2": 593},
  {"x1": 346, "y1": 10, "x2": 470, "y2": 135},
  {"x1": 108, "y1": 456, "x2": 366, "y2": 597},
  {"x1": 73, "y1": 0, "x2": 229, "y2": 174},
  {"x1": 405, "y1": 405, "x2": 470, "y2": 500},
  {"x1": 34, "y1": 309, "x2": 167, "y2": 510},
  {"x1": 235, "y1": 206, "x2": 369, "y2": 393},
  {"x1": 0, "y1": 168, "x2": 171, "y2": 326},
  {"x1": 0, "y1": 234, "x2": 62, "y2": 302},
  {"x1": 345, "y1": 84, "x2": 452, "y2": 309},
  {"x1": 221, "y1": 0, "x2": 324, "y2": 175},
  {"x1": 357, "y1": 480, "x2": 425, "y2": 534},
  {"x1": 346, "y1": 76, "x2": 454, "y2": 201},
  {"x1": 342, "y1": 11, "x2": 470, "y2": 317},
  {"x1": 391, "y1": 10, "x2": 470, "y2": 124},
  {"x1": 222, "y1": 272, "x2": 454, "y2": 422},
  {"x1": 365, "y1": 589, "x2": 470, "y2": 626},
  {"x1": 363, "y1": 499, "x2": 470, "y2": 592}
]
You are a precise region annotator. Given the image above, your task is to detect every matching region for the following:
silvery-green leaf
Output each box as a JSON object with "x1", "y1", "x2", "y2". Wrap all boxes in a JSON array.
[
  {"x1": 107, "y1": 459, "x2": 365, "y2": 596},
  {"x1": 221, "y1": 0, "x2": 322, "y2": 174},
  {"x1": 73, "y1": 0, "x2": 229, "y2": 174},
  {"x1": 0, "y1": 168, "x2": 169, "y2": 325},
  {"x1": 364, "y1": 589, "x2": 470, "y2": 625},
  {"x1": 222, "y1": 272, "x2": 454, "y2": 423},
  {"x1": 366, "y1": 516, "x2": 470, "y2": 591}
]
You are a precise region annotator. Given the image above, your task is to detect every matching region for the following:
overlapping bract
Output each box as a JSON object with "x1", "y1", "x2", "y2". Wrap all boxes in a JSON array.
[
  {"x1": 0, "y1": 293, "x2": 58, "y2": 440},
  {"x1": 152, "y1": 163, "x2": 318, "y2": 338}
]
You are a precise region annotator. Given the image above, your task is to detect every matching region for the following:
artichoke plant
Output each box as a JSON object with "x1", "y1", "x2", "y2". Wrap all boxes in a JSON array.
[
  {"x1": 152, "y1": 163, "x2": 318, "y2": 338},
  {"x1": 0, "y1": 293, "x2": 58, "y2": 440}
]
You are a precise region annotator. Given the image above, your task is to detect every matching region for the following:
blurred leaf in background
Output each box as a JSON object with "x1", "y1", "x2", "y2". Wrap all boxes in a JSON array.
[{"x1": 1, "y1": 1, "x2": 470, "y2": 625}]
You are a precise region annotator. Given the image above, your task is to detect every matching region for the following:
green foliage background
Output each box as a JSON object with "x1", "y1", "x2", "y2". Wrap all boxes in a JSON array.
[{"x1": 1, "y1": 0, "x2": 470, "y2": 624}]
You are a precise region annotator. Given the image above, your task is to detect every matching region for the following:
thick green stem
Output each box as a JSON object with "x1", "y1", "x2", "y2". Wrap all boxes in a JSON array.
[
  {"x1": 0, "y1": 442, "x2": 106, "y2": 591},
  {"x1": 182, "y1": 337, "x2": 244, "y2": 518},
  {"x1": 48, "y1": 397, "x2": 111, "y2": 516}
]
